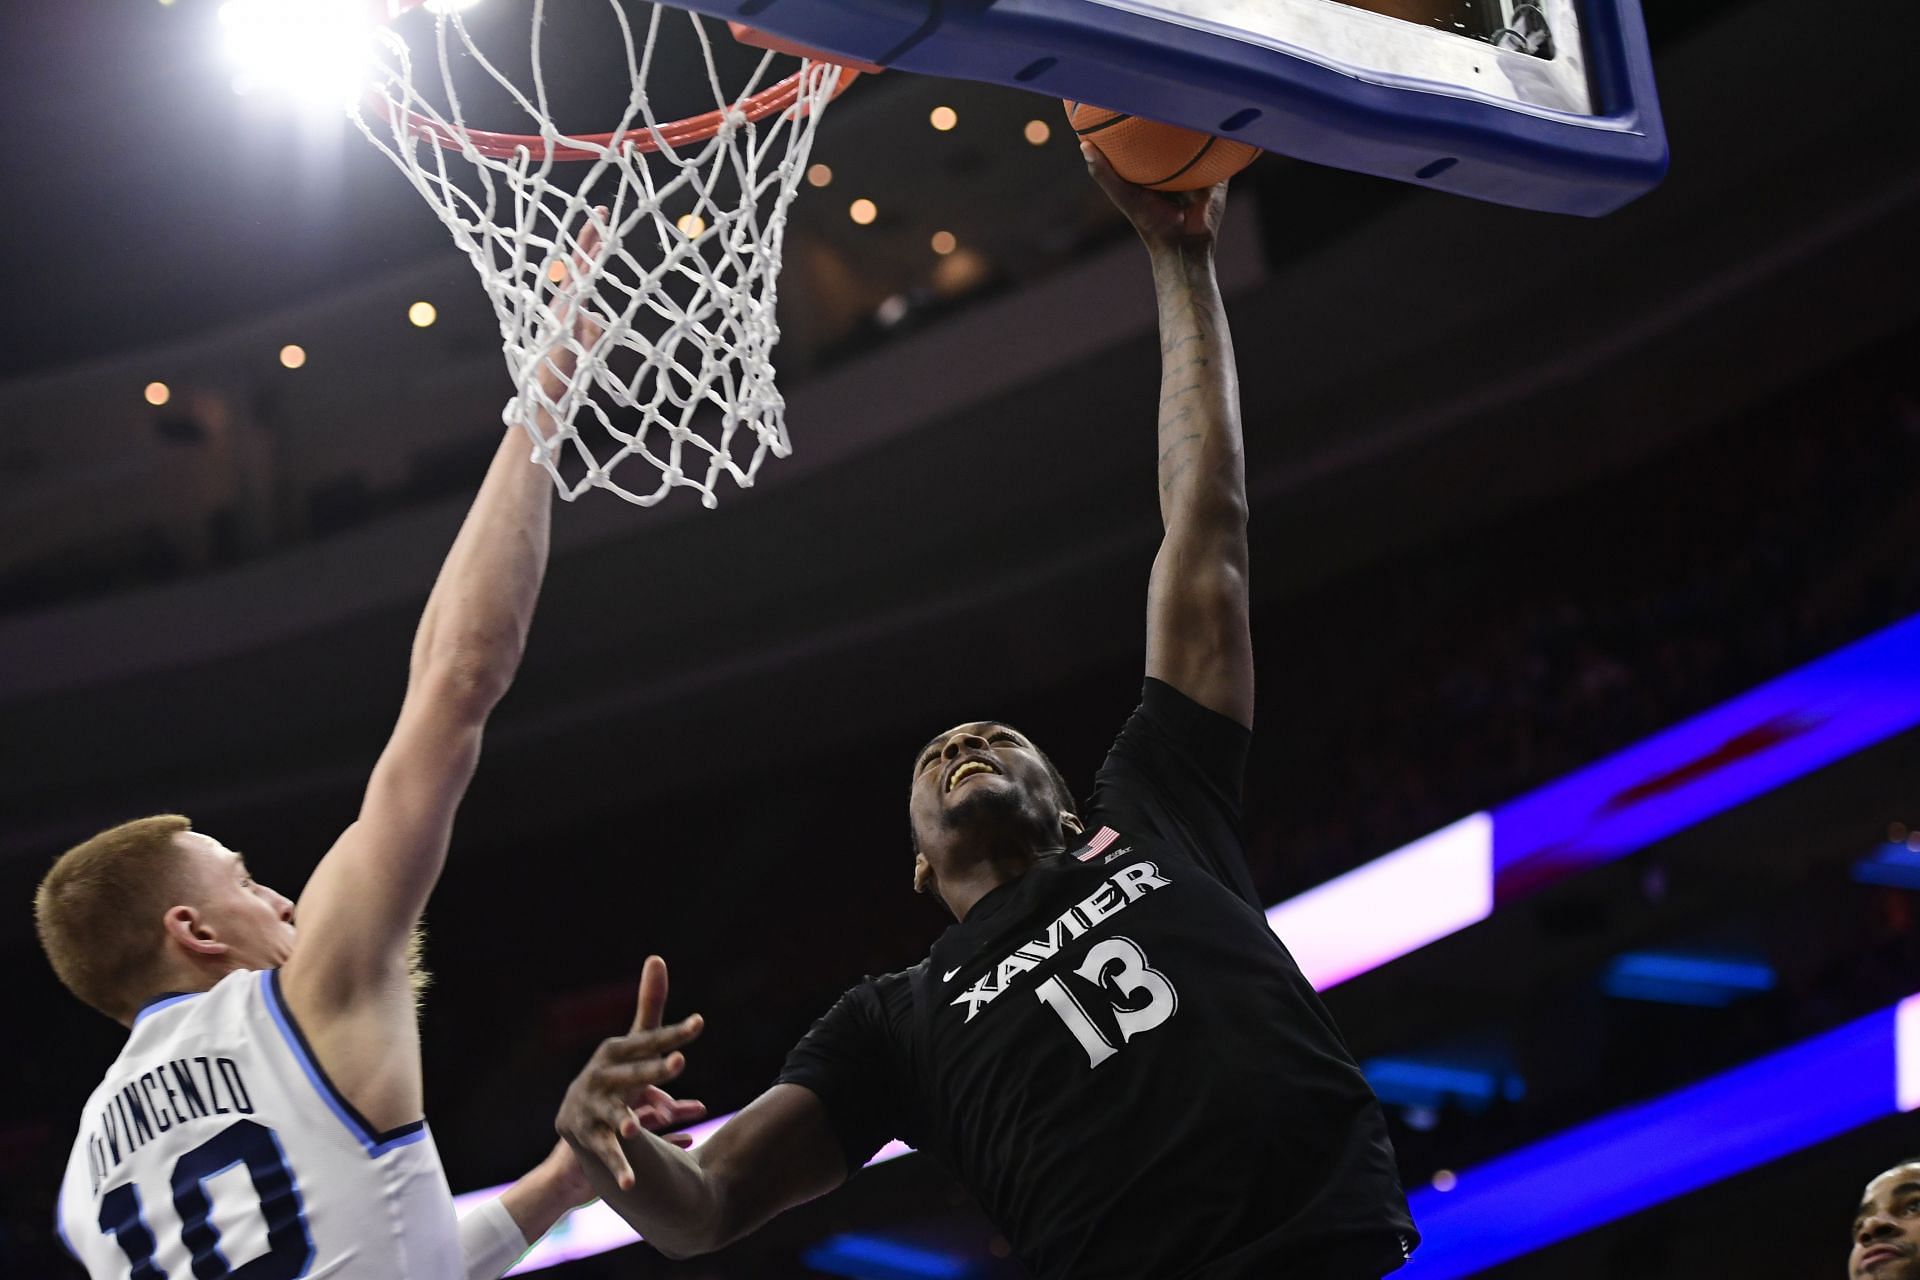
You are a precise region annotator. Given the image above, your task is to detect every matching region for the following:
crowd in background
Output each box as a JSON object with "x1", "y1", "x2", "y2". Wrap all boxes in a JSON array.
[{"x1": 1236, "y1": 339, "x2": 1920, "y2": 904}]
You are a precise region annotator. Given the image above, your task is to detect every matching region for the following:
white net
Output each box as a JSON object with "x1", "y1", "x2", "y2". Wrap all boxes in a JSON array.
[{"x1": 354, "y1": 1, "x2": 847, "y2": 506}]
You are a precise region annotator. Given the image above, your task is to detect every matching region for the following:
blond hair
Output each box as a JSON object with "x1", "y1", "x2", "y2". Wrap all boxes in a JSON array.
[{"x1": 35, "y1": 815, "x2": 194, "y2": 1022}]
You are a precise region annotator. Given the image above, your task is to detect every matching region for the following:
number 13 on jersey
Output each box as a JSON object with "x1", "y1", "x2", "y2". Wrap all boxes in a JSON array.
[{"x1": 1034, "y1": 936, "x2": 1179, "y2": 1068}]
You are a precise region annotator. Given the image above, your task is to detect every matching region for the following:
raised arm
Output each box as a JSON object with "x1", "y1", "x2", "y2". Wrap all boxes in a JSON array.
[
  {"x1": 555, "y1": 957, "x2": 847, "y2": 1259},
  {"x1": 1087, "y1": 150, "x2": 1254, "y2": 729},
  {"x1": 280, "y1": 215, "x2": 608, "y2": 1130}
]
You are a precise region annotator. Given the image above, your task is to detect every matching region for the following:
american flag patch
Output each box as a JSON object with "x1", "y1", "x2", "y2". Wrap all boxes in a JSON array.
[{"x1": 1076, "y1": 827, "x2": 1120, "y2": 861}]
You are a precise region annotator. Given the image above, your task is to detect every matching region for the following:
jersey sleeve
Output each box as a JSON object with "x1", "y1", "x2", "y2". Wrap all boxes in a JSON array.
[
  {"x1": 1085, "y1": 677, "x2": 1261, "y2": 908},
  {"x1": 775, "y1": 976, "x2": 917, "y2": 1174}
]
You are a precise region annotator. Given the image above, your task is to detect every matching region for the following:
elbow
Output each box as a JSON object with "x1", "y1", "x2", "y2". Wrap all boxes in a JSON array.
[
  {"x1": 1167, "y1": 476, "x2": 1247, "y2": 540},
  {"x1": 647, "y1": 1206, "x2": 728, "y2": 1261},
  {"x1": 1164, "y1": 497, "x2": 1250, "y2": 569},
  {"x1": 642, "y1": 1162, "x2": 737, "y2": 1260},
  {"x1": 1191, "y1": 486, "x2": 1249, "y2": 534},
  {"x1": 418, "y1": 638, "x2": 521, "y2": 717}
]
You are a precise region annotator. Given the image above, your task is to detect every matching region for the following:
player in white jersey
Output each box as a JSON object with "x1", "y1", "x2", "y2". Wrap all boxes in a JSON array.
[
  {"x1": 36, "y1": 214, "x2": 704, "y2": 1280},
  {"x1": 55, "y1": 959, "x2": 622, "y2": 1280}
]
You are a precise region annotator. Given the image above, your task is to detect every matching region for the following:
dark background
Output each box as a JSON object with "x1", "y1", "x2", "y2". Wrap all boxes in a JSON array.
[{"x1": 2, "y1": 0, "x2": 1918, "y2": 1275}]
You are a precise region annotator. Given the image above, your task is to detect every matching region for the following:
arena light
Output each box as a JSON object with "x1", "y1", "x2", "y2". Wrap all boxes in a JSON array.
[
  {"x1": 1284, "y1": 609, "x2": 1920, "y2": 992},
  {"x1": 1268, "y1": 813, "x2": 1493, "y2": 990},
  {"x1": 1363, "y1": 1057, "x2": 1521, "y2": 1112},
  {"x1": 453, "y1": 1126, "x2": 914, "y2": 1275},
  {"x1": 1398, "y1": 992, "x2": 1920, "y2": 1277},
  {"x1": 143, "y1": 382, "x2": 171, "y2": 407},
  {"x1": 802, "y1": 1233, "x2": 975, "y2": 1279},
  {"x1": 1491, "y1": 611, "x2": 1920, "y2": 900},
  {"x1": 1854, "y1": 842, "x2": 1920, "y2": 891},
  {"x1": 218, "y1": 0, "x2": 377, "y2": 107},
  {"x1": 1600, "y1": 951, "x2": 1776, "y2": 1007}
]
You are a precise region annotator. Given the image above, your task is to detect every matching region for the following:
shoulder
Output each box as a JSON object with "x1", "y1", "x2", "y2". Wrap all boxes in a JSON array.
[
  {"x1": 1094, "y1": 678, "x2": 1249, "y2": 805},
  {"x1": 783, "y1": 967, "x2": 925, "y2": 1097},
  {"x1": 1128, "y1": 677, "x2": 1252, "y2": 756},
  {"x1": 837, "y1": 965, "x2": 920, "y2": 1028}
]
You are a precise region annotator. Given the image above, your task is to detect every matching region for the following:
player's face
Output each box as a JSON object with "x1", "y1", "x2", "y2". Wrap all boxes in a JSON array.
[
  {"x1": 909, "y1": 722, "x2": 1058, "y2": 849},
  {"x1": 172, "y1": 832, "x2": 297, "y2": 972},
  {"x1": 1852, "y1": 1164, "x2": 1920, "y2": 1279}
]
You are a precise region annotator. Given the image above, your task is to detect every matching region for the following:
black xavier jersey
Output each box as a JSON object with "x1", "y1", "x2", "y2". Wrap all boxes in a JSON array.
[{"x1": 779, "y1": 680, "x2": 1418, "y2": 1278}]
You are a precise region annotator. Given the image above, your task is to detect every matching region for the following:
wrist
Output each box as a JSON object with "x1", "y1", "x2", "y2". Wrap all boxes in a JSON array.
[
  {"x1": 458, "y1": 1196, "x2": 532, "y2": 1280},
  {"x1": 500, "y1": 1156, "x2": 581, "y2": 1242},
  {"x1": 1148, "y1": 240, "x2": 1217, "y2": 282}
]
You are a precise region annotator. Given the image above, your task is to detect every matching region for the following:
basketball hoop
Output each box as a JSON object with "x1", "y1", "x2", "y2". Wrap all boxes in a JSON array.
[{"x1": 354, "y1": 0, "x2": 869, "y2": 507}]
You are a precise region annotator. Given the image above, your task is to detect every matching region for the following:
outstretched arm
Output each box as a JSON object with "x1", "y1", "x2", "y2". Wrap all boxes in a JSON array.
[
  {"x1": 1086, "y1": 150, "x2": 1254, "y2": 729},
  {"x1": 281, "y1": 215, "x2": 609, "y2": 1131},
  {"x1": 555, "y1": 958, "x2": 847, "y2": 1259},
  {"x1": 458, "y1": 1142, "x2": 589, "y2": 1280},
  {"x1": 459, "y1": 1126, "x2": 701, "y2": 1279}
]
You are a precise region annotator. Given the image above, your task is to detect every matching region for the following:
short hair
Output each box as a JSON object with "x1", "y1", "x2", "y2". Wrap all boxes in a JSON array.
[{"x1": 35, "y1": 815, "x2": 195, "y2": 1022}]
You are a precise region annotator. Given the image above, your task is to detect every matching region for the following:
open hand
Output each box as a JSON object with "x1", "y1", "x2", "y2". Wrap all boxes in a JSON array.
[
  {"x1": 1081, "y1": 144, "x2": 1227, "y2": 254},
  {"x1": 555, "y1": 955, "x2": 706, "y2": 1191},
  {"x1": 534, "y1": 205, "x2": 614, "y2": 405},
  {"x1": 539, "y1": 1073, "x2": 707, "y2": 1204}
]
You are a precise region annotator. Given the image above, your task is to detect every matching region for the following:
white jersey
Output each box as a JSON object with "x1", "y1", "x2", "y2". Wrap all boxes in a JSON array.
[{"x1": 58, "y1": 968, "x2": 463, "y2": 1279}]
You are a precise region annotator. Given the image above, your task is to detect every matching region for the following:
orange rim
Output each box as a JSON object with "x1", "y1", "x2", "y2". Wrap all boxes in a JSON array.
[{"x1": 370, "y1": 0, "x2": 862, "y2": 160}]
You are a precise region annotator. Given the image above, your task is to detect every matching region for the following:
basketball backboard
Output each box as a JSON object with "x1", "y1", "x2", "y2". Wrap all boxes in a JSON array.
[{"x1": 681, "y1": 0, "x2": 1667, "y2": 215}]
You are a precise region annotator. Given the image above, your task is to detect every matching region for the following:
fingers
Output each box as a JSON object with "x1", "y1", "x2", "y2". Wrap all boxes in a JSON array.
[
  {"x1": 600, "y1": 1015, "x2": 701, "y2": 1067},
  {"x1": 599, "y1": 1052, "x2": 693, "y2": 1100},
  {"x1": 632, "y1": 954, "x2": 670, "y2": 1035},
  {"x1": 1079, "y1": 141, "x2": 1180, "y2": 233},
  {"x1": 1079, "y1": 141, "x2": 1128, "y2": 199},
  {"x1": 631, "y1": 1095, "x2": 707, "y2": 1132},
  {"x1": 634, "y1": 1083, "x2": 705, "y2": 1113},
  {"x1": 568, "y1": 1125, "x2": 637, "y2": 1193},
  {"x1": 558, "y1": 971, "x2": 704, "y2": 1193},
  {"x1": 576, "y1": 203, "x2": 609, "y2": 262}
]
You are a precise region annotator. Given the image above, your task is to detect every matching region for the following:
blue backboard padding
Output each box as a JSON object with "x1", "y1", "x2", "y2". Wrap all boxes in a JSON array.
[
  {"x1": 697, "y1": 0, "x2": 1667, "y2": 214},
  {"x1": 1399, "y1": 1005, "x2": 1899, "y2": 1277},
  {"x1": 1491, "y1": 611, "x2": 1920, "y2": 901}
]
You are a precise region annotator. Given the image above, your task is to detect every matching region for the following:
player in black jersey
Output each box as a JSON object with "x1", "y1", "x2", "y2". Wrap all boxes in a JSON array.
[{"x1": 555, "y1": 153, "x2": 1420, "y2": 1278}]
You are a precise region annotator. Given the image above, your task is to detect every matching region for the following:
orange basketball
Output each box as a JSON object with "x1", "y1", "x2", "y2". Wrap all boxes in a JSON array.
[{"x1": 1064, "y1": 101, "x2": 1260, "y2": 192}]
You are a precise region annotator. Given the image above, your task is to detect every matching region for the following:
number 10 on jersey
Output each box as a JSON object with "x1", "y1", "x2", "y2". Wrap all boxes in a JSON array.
[{"x1": 98, "y1": 1119, "x2": 312, "y2": 1279}]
